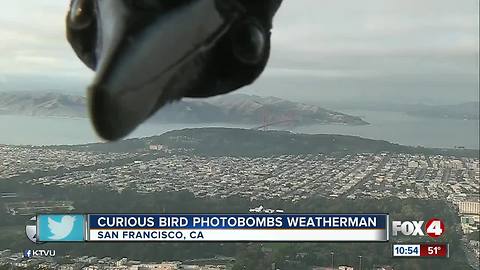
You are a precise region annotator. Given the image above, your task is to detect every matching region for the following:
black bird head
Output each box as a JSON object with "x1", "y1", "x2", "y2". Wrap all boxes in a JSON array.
[{"x1": 66, "y1": 0, "x2": 282, "y2": 141}]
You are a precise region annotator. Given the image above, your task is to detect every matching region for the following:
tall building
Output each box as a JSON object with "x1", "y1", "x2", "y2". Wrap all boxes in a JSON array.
[{"x1": 458, "y1": 202, "x2": 480, "y2": 215}]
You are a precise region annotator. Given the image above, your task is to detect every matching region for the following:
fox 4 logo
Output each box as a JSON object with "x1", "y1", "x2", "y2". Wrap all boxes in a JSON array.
[{"x1": 392, "y1": 218, "x2": 445, "y2": 238}]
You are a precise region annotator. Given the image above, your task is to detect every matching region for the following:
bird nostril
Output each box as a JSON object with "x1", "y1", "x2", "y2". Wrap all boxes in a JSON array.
[
  {"x1": 128, "y1": 0, "x2": 164, "y2": 10},
  {"x1": 231, "y1": 20, "x2": 266, "y2": 65},
  {"x1": 127, "y1": 0, "x2": 191, "y2": 12},
  {"x1": 69, "y1": 0, "x2": 94, "y2": 30}
]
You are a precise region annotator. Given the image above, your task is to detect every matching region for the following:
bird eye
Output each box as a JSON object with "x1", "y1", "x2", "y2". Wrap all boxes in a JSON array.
[{"x1": 69, "y1": 0, "x2": 94, "y2": 30}]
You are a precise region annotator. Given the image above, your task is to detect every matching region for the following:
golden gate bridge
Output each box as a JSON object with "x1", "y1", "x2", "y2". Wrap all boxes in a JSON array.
[{"x1": 250, "y1": 107, "x2": 298, "y2": 131}]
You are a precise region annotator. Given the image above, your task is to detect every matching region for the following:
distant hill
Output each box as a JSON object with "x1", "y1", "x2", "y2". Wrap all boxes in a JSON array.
[
  {"x1": 0, "y1": 91, "x2": 86, "y2": 118},
  {"x1": 57, "y1": 127, "x2": 478, "y2": 158},
  {"x1": 202, "y1": 94, "x2": 368, "y2": 126},
  {"x1": 405, "y1": 102, "x2": 479, "y2": 120},
  {"x1": 0, "y1": 91, "x2": 368, "y2": 126}
]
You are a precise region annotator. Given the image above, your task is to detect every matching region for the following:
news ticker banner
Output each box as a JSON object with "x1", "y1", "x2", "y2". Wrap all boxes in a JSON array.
[
  {"x1": 36, "y1": 214, "x2": 389, "y2": 242},
  {"x1": 392, "y1": 243, "x2": 449, "y2": 258}
]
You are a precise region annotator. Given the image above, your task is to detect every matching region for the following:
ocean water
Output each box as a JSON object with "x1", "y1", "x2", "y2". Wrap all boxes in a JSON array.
[
  {"x1": 0, "y1": 115, "x2": 247, "y2": 146},
  {"x1": 295, "y1": 110, "x2": 480, "y2": 149},
  {"x1": 0, "y1": 110, "x2": 478, "y2": 149}
]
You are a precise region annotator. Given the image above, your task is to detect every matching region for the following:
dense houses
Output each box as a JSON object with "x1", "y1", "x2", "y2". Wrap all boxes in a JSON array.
[
  {"x1": 8, "y1": 149, "x2": 476, "y2": 205},
  {"x1": 0, "y1": 145, "x2": 479, "y2": 269},
  {"x1": 0, "y1": 251, "x2": 228, "y2": 270},
  {"x1": 0, "y1": 145, "x2": 135, "y2": 179}
]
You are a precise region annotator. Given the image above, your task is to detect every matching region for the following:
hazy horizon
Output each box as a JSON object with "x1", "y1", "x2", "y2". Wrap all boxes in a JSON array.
[{"x1": 0, "y1": 0, "x2": 478, "y2": 106}]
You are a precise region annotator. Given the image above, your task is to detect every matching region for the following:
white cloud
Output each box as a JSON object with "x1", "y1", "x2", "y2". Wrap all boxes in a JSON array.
[
  {"x1": 0, "y1": 0, "x2": 477, "y2": 103},
  {"x1": 0, "y1": 0, "x2": 90, "y2": 77}
]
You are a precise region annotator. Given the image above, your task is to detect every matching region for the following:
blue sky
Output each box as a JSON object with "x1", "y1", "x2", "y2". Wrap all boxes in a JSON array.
[{"x1": 0, "y1": 0, "x2": 478, "y2": 105}]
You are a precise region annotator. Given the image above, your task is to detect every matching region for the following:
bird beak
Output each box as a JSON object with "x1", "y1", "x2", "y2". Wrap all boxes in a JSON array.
[{"x1": 88, "y1": 0, "x2": 243, "y2": 140}]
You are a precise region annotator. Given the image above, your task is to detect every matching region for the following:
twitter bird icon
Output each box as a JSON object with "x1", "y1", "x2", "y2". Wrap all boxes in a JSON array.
[{"x1": 38, "y1": 215, "x2": 85, "y2": 242}]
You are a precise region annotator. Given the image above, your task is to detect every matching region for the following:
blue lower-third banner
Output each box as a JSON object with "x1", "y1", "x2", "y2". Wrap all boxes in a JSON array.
[
  {"x1": 85, "y1": 214, "x2": 389, "y2": 242},
  {"x1": 35, "y1": 214, "x2": 389, "y2": 242}
]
